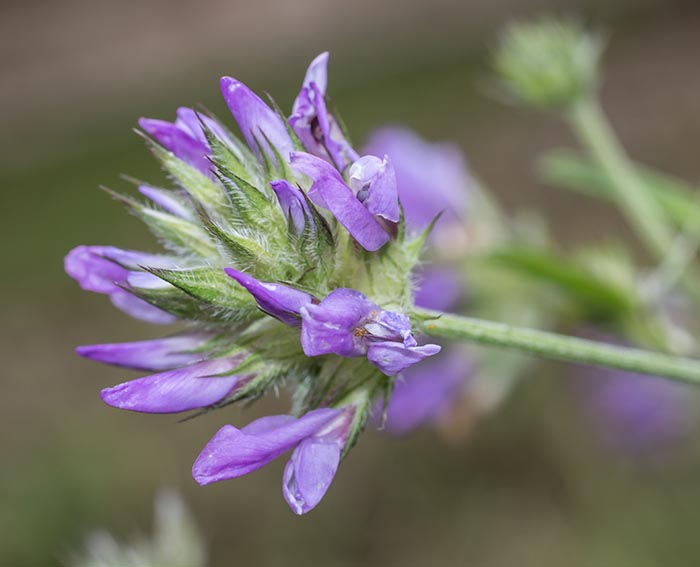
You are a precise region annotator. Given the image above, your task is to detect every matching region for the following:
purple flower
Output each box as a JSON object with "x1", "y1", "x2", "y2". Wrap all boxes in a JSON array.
[
  {"x1": 76, "y1": 333, "x2": 213, "y2": 371},
  {"x1": 300, "y1": 288, "x2": 440, "y2": 375},
  {"x1": 193, "y1": 407, "x2": 353, "y2": 514},
  {"x1": 290, "y1": 152, "x2": 391, "y2": 251},
  {"x1": 289, "y1": 52, "x2": 358, "y2": 170},
  {"x1": 101, "y1": 355, "x2": 246, "y2": 413},
  {"x1": 581, "y1": 364, "x2": 691, "y2": 455},
  {"x1": 270, "y1": 179, "x2": 312, "y2": 235},
  {"x1": 413, "y1": 266, "x2": 463, "y2": 312},
  {"x1": 65, "y1": 245, "x2": 177, "y2": 324},
  {"x1": 347, "y1": 155, "x2": 400, "y2": 223},
  {"x1": 381, "y1": 350, "x2": 469, "y2": 434},
  {"x1": 220, "y1": 77, "x2": 294, "y2": 162},
  {"x1": 363, "y1": 127, "x2": 470, "y2": 232},
  {"x1": 224, "y1": 268, "x2": 313, "y2": 326},
  {"x1": 139, "y1": 107, "x2": 238, "y2": 176}
]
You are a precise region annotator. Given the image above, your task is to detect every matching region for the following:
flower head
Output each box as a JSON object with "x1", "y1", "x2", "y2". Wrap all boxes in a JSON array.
[{"x1": 67, "y1": 52, "x2": 460, "y2": 514}]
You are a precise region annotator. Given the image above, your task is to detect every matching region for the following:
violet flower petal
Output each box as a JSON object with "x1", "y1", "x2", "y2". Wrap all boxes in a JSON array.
[
  {"x1": 300, "y1": 288, "x2": 377, "y2": 357},
  {"x1": 348, "y1": 155, "x2": 399, "y2": 222},
  {"x1": 413, "y1": 266, "x2": 463, "y2": 312},
  {"x1": 139, "y1": 116, "x2": 212, "y2": 175},
  {"x1": 283, "y1": 437, "x2": 341, "y2": 515},
  {"x1": 220, "y1": 77, "x2": 294, "y2": 162},
  {"x1": 224, "y1": 268, "x2": 313, "y2": 326},
  {"x1": 138, "y1": 185, "x2": 194, "y2": 220},
  {"x1": 76, "y1": 333, "x2": 212, "y2": 371},
  {"x1": 192, "y1": 408, "x2": 341, "y2": 485},
  {"x1": 270, "y1": 179, "x2": 311, "y2": 235},
  {"x1": 109, "y1": 290, "x2": 178, "y2": 324},
  {"x1": 290, "y1": 152, "x2": 389, "y2": 251},
  {"x1": 366, "y1": 341, "x2": 441, "y2": 376},
  {"x1": 101, "y1": 356, "x2": 243, "y2": 413}
]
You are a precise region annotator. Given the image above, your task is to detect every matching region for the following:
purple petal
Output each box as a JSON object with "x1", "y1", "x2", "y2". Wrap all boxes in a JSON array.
[
  {"x1": 367, "y1": 341, "x2": 441, "y2": 376},
  {"x1": 283, "y1": 437, "x2": 341, "y2": 515},
  {"x1": 138, "y1": 185, "x2": 194, "y2": 220},
  {"x1": 290, "y1": 152, "x2": 389, "y2": 251},
  {"x1": 224, "y1": 268, "x2": 313, "y2": 326},
  {"x1": 220, "y1": 77, "x2": 293, "y2": 162},
  {"x1": 300, "y1": 288, "x2": 377, "y2": 357},
  {"x1": 310, "y1": 83, "x2": 359, "y2": 170},
  {"x1": 382, "y1": 349, "x2": 470, "y2": 434},
  {"x1": 270, "y1": 179, "x2": 311, "y2": 235},
  {"x1": 65, "y1": 245, "x2": 128, "y2": 294},
  {"x1": 363, "y1": 127, "x2": 470, "y2": 231},
  {"x1": 413, "y1": 266, "x2": 463, "y2": 312},
  {"x1": 76, "y1": 333, "x2": 212, "y2": 371},
  {"x1": 348, "y1": 155, "x2": 399, "y2": 222},
  {"x1": 139, "y1": 116, "x2": 212, "y2": 175},
  {"x1": 109, "y1": 289, "x2": 178, "y2": 325},
  {"x1": 101, "y1": 356, "x2": 244, "y2": 413},
  {"x1": 192, "y1": 408, "x2": 341, "y2": 485},
  {"x1": 176, "y1": 107, "x2": 244, "y2": 161}
]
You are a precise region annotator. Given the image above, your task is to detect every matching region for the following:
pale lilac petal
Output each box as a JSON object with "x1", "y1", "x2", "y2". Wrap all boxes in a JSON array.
[
  {"x1": 220, "y1": 77, "x2": 294, "y2": 161},
  {"x1": 414, "y1": 267, "x2": 463, "y2": 312},
  {"x1": 270, "y1": 179, "x2": 311, "y2": 235},
  {"x1": 65, "y1": 245, "x2": 127, "y2": 294},
  {"x1": 367, "y1": 341, "x2": 441, "y2": 376},
  {"x1": 290, "y1": 152, "x2": 389, "y2": 251},
  {"x1": 76, "y1": 333, "x2": 212, "y2": 371},
  {"x1": 311, "y1": 84, "x2": 359, "y2": 169},
  {"x1": 109, "y1": 289, "x2": 178, "y2": 324},
  {"x1": 224, "y1": 268, "x2": 313, "y2": 326},
  {"x1": 300, "y1": 288, "x2": 377, "y2": 357},
  {"x1": 101, "y1": 356, "x2": 243, "y2": 413},
  {"x1": 176, "y1": 107, "x2": 244, "y2": 161},
  {"x1": 192, "y1": 408, "x2": 341, "y2": 485},
  {"x1": 283, "y1": 437, "x2": 341, "y2": 515},
  {"x1": 348, "y1": 155, "x2": 399, "y2": 222},
  {"x1": 383, "y1": 349, "x2": 469, "y2": 434},
  {"x1": 138, "y1": 185, "x2": 194, "y2": 220},
  {"x1": 363, "y1": 127, "x2": 470, "y2": 231}
]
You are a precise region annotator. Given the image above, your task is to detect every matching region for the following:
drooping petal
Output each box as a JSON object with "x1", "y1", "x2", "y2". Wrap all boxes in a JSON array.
[
  {"x1": 290, "y1": 152, "x2": 389, "y2": 251},
  {"x1": 101, "y1": 356, "x2": 244, "y2": 413},
  {"x1": 366, "y1": 341, "x2": 441, "y2": 376},
  {"x1": 300, "y1": 288, "x2": 377, "y2": 357},
  {"x1": 220, "y1": 77, "x2": 294, "y2": 162},
  {"x1": 224, "y1": 268, "x2": 313, "y2": 326},
  {"x1": 76, "y1": 333, "x2": 213, "y2": 371},
  {"x1": 192, "y1": 408, "x2": 341, "y2": 485},
  {"x1": 282, "y1": 437, "x2": 341, "y2": 515},
  {"x1": 270, "y1": 179, "x2": 311, "y2": 235},
  {"x1": 382, "y1": 349, "x2": 469, "y2": 434},
  {"x1": 348, "y1": 155, "x2": 399, "y2": 222}
]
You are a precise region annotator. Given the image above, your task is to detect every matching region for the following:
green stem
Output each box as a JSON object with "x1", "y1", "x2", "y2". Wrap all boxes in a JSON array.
[
  {"x1": 568, "y1": 97, "x2": 675, "y2": 258},
  {"x1": 415, "y1": 309, "x2": 700, "y2": 384}
]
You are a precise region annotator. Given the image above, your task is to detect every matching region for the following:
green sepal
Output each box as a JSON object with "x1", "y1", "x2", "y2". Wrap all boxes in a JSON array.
[
  {"x1": 213, "y1": 164, "x2": 280, "y2": 229},
  {"x1": 102, "y1": 187, "x2": 216, "y2": 258}
]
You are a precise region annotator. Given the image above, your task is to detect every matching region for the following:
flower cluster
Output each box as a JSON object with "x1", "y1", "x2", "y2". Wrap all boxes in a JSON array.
[{"x1": 66, "y1": 53, "x2": 447, "y2": 514}]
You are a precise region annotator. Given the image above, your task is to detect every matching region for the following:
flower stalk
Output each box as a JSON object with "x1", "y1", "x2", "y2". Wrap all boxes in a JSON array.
[{"x1": 415, "y1": 309, "x2": 700, "y2": 384}]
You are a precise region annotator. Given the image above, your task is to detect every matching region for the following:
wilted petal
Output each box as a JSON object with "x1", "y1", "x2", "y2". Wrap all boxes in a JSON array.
[
  {"x1": 348, "y1": 155, "x2": 399, "y2": 222},
  {"x1": 290, "y1": 152, "x2": 389, "y2": 251},
  {"x1": 283, "y1": 437, "x2": 341, "y2": 515},
  {"x1": 367, "y1": 341, "x2": 441, "y2": 376},
  {"x1": 192, "y1": 408, "x2": 341, "y2": 485},
  {"x1": 76, "y1": 333, "x2": 212, "y2": 371},
  {"x1": 220, "y1": 77, "x2": 294, "y2": 162},
  {"x1": 300, "y1": 288, "x2": 377, "y2": 357},
  {"x1": 224, "y1": 268, "x2": 313, "y2": 326},
  {"x1": 270, "y1": 180, "x2": 311, "y2": 235},
  {"x1": 101, "y1": 356, "x2": 243, "y2": 413}
]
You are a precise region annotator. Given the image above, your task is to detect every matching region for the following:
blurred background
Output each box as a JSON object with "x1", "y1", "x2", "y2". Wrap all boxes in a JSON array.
[{"x1": 3, "y1": 0, "x2": 700, "y2": 565}]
